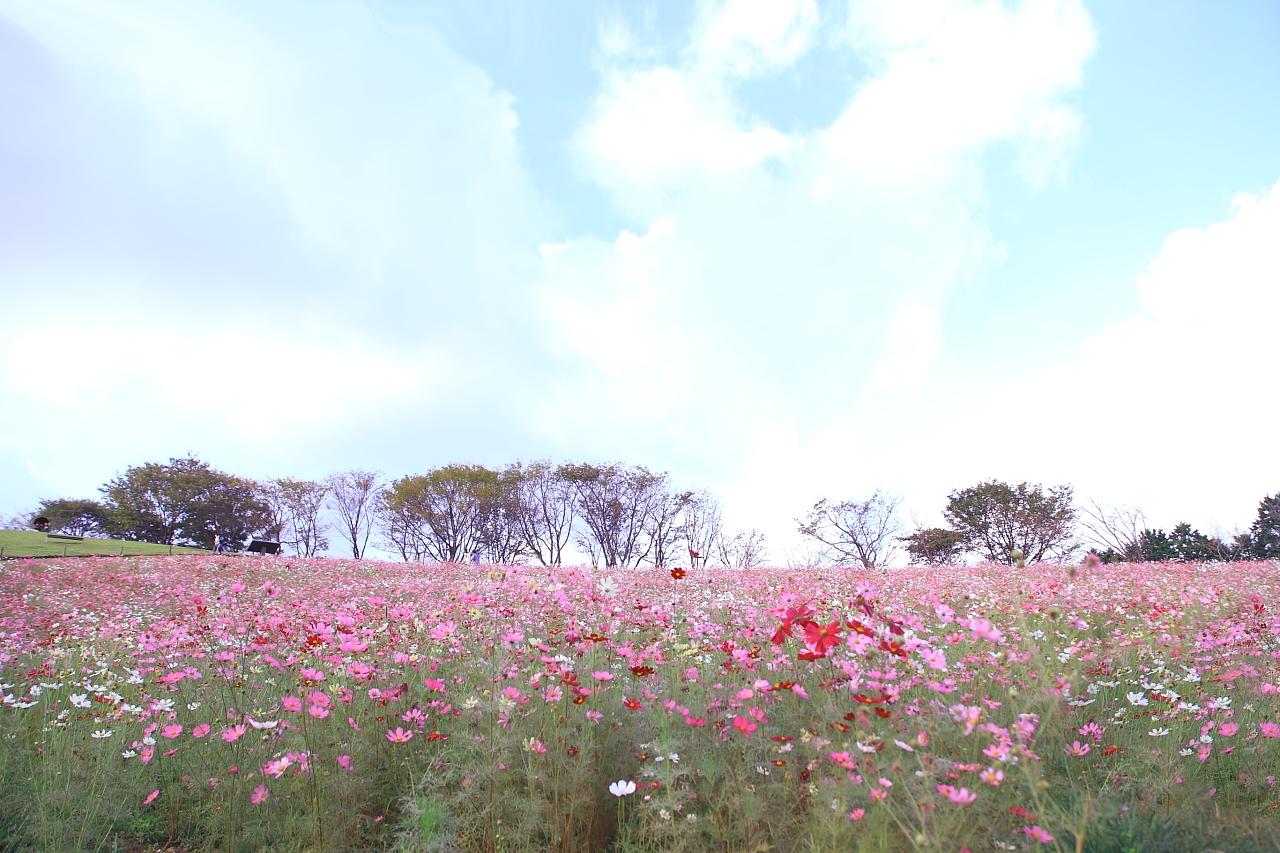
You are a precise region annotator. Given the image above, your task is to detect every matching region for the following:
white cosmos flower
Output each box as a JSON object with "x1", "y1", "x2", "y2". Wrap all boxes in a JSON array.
[
  {"x1": 69, "y1": 693, "x2": 91, "y2": 708},
  {"x1": 608, "y1": 780, "x2": 637, "y2": 797},
  {"x1": 91, "y1": 729, "x2": 113, "y2": 738},
  {"x1": 1148, "y1": 728, "x2": 1170, "y2": 737},
  {"x1": 1126, "y1": 692, "x2": 1149, "y2": 706},
  {"x1": 247, "y1": 718, "x2": 278, "y2": 730}
]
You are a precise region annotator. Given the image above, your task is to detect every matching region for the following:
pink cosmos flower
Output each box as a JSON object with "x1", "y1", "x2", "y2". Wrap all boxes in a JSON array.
[
  {"x1": 161, "y1": 724, "x2": 183, "y2": 739},
  {"x1": 1024, "y1": 825, "x2": 1053, "y2": 844},
  {"x1": 1065, "y1": 740, "x2": 1090, "y2": 757},
  {"x1": 980, "y1": 767, "x2": 1005, "y2": 786},
  {"x1": 847, "y1": 808, "x2": 865, "y2": 821},
  {"x1": 1218, "y1": 722, "x2": 1239, "y2": 737},
  {"x1": 300, "y1": 667, "x2": 325, "y2": 682},
  {"x1": 251, "y1": 785, "x2": 270, "y2": 805},
  {"x1": 936, "y1": 784, "x2": 977, "y2": 805},
  {"x1": 386, "y1": 727, "x2": 414, "y2": 743},
  {"x1": 592, "y1": 671, "x2": 614, "y2": 681},
  {"x1": 143, "y1": 789, "x2": 159, "y2": 806},
  {"x1": 337, "y1": 754, "x2": 353, "y2": 771},
  {"x1": 308, "y1": 704, "x2": 330, "y2": 719},
  {"x1": 1259, "y1": 722, "x2": 1280, "y2": 739},
  {"x1": 192, "y1": 723, "x2": 211, "y2": 739},
  {"x1": 221, "y1": 724, "x2": 246, "y2": 743},
  {"x1": 732, "y1": 715, "x2": 757, "y2": 736},
  {"x1": 282, "y1": 696, "x2": 303, "y2": 713}
]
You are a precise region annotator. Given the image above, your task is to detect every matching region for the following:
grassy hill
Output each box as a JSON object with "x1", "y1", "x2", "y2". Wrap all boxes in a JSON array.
[{"x1": 0, "y1": 529, "x2": 212, "y2": 558}]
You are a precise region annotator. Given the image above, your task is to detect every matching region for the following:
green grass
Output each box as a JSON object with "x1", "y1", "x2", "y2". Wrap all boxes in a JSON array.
[{"x1": 0, "y1": 529, "x2": 211, "y2": 558}]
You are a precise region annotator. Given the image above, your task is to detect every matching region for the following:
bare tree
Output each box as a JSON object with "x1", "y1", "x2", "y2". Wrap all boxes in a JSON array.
[
  {"x1": 560, "y1": 462, "x2": 665, "y2": 568},
  {"x1": 512, "y1": 461, "x2": 576, "y2": 567},
  {"x1": 327, "y1": 470, "x2": 380, "y2": 560},
  {"x1": 1078, "y1": 498, "x2": 1146, "y2": 561},
  {"x1": 797, "y1": 491, "x2": 902, "y2": 570},
  {"x1": 273, "y1": 479, "x2": 329, "y2": 557},
  {"x1": 378, "y1": 490, "x2": 429, "y2": 562},
  {"x1": 716, "y1": 528, "x2": 768, "y2": 568},
  {"x1": 679, "y1": 491, "x2": 722, "y2": 568},
  {"x1": 646, "y1": 489, "x2": 694, "y2": 568}
]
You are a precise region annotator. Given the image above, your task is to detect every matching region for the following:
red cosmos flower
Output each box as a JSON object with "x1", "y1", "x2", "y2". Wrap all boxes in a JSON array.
[
  {"x1": 803, "y1": 620, "x2": 843, "y2": 656},
  {"x1": 771, "y1": 605, "x2": 816, "y2": 645},
  {"x1": 670, "y1": 567, "x2": 686, "y2": 580},
  {"x1": 630, "y1": 665, "x2": 655, "y2": 677}
]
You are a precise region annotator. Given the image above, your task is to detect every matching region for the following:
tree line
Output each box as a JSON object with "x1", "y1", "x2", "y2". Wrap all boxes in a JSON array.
[
  {"x1": 21, "y1": 457, "x2": 766, "y2": 567},
  {"x1": 17, "y1": 458, "x2": 1280, "y2": 568},
  {"x1": 796, "y1": 481, "x2": 1280, "y2": 569}
]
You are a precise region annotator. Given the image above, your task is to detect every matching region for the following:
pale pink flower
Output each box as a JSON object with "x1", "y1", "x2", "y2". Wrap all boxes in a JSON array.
[
  {"x1": 221, "y1": 724, "x2": 246, "y2": 743},
  {"x1": 936, "y1": 784, "x2": 977, "y2": 805},
  {"x1": 386, "y1": 727, "x2": 413, "y2": 743},
  {"x1": 251, "y1": 785, "x2": 270, "y2": 805},
  {"x1": 592, "y1": 671, "x2": 614, "y2": 681},
  {"x1": 1219, "y1": 722, "x2": 1239, "y2": 737},
  {"x1": 143, "y1": 789, "x2": 159, "y2": 806},
  {"x1": 1259, "y1": 722, "x2": 1280, "y2": 739},
  {"x1": 192, "y1": 723, "x2": 211, "y2": 739},
  {"x1": 336, "y1": 754, "x2": 353, "y2": 771},
  {"x1": 161, "y1": 724, "x2": 183, "y2": 739}
]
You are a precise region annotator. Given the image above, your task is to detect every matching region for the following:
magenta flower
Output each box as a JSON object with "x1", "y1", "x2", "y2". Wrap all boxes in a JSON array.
[
  {"x1": 192, "y1": 723, "x2": 211, "y2": 739},
  {"x1": 221, "y1": 724, "x2": 246, "y2": 743},
  {"x1": 143, "y1": 789, "x2": 159, "y2": 806},
  {"x1": 251, "y1": 785, "x2": 270, "y2": 805}
]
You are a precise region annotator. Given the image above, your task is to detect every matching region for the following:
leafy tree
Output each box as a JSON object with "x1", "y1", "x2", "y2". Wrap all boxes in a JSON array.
[
  {"x1": 944, "y1": 480, "x2": 1076, "y2": 565},
  {"x1": 1167, "y1": 522, "x2": 1227, "y2": 562},
  {"x1": 33, "y1": 498, "x2": 110, "y2": 537},
  {"x1": 899, "y1": 527, "x2": 966, "y2": 566},
  {"x1": 1239, "y1": 493, "x2": 1280, "y2": 559},
  {"x1": 797, "y1": 491, "x2": 902, "y2": 570},
  {"x1": 101, "y1": 457, "x2": 270, "y2": 549},
  {"x1": 560, "y1": 463, "x2": 665, "y2": 568},
  {"x1": 382, "y1": 465, "x2": 523, "y2": 564},
  {"x1": 1134, "y1": 528, "x2": 1176, "y2": 562}
]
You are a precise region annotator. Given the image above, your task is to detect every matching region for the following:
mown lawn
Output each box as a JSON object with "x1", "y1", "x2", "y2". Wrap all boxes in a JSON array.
[{"x1": 0, "y1": 529, "x2": 211, "y2": 558}]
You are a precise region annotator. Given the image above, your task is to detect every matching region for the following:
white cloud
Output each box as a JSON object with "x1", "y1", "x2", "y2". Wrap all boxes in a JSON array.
[
  {"x1": 551, "y1": 0, "x2": 1097, "y2": 550},
  {"x1": 690, "y1": 0, "x2": 819, "y2": 78},
  {"x1": 1, "y1": 314, "x2": 435, "y2": 444}
]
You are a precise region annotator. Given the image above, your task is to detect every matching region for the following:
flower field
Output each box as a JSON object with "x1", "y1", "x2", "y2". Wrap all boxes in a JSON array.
[{"x1": 2, "y1": 556, "x2": 1279, "y2": 851}]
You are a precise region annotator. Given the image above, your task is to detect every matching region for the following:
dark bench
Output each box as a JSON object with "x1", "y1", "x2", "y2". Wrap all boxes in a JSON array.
[{"x1": 46, "y1": 533, "x2": 84, "y2": 542}]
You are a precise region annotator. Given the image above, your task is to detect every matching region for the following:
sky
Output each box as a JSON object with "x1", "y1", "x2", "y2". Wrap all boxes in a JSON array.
[{"x1": 2, "y1": 0, "x2": 1278, "y2": 561}]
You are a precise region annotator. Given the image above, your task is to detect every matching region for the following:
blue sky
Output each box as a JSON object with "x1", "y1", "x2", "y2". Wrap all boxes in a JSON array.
[{"x1": 2, "y1": 0, "x2": 1278, "y2": 559}]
